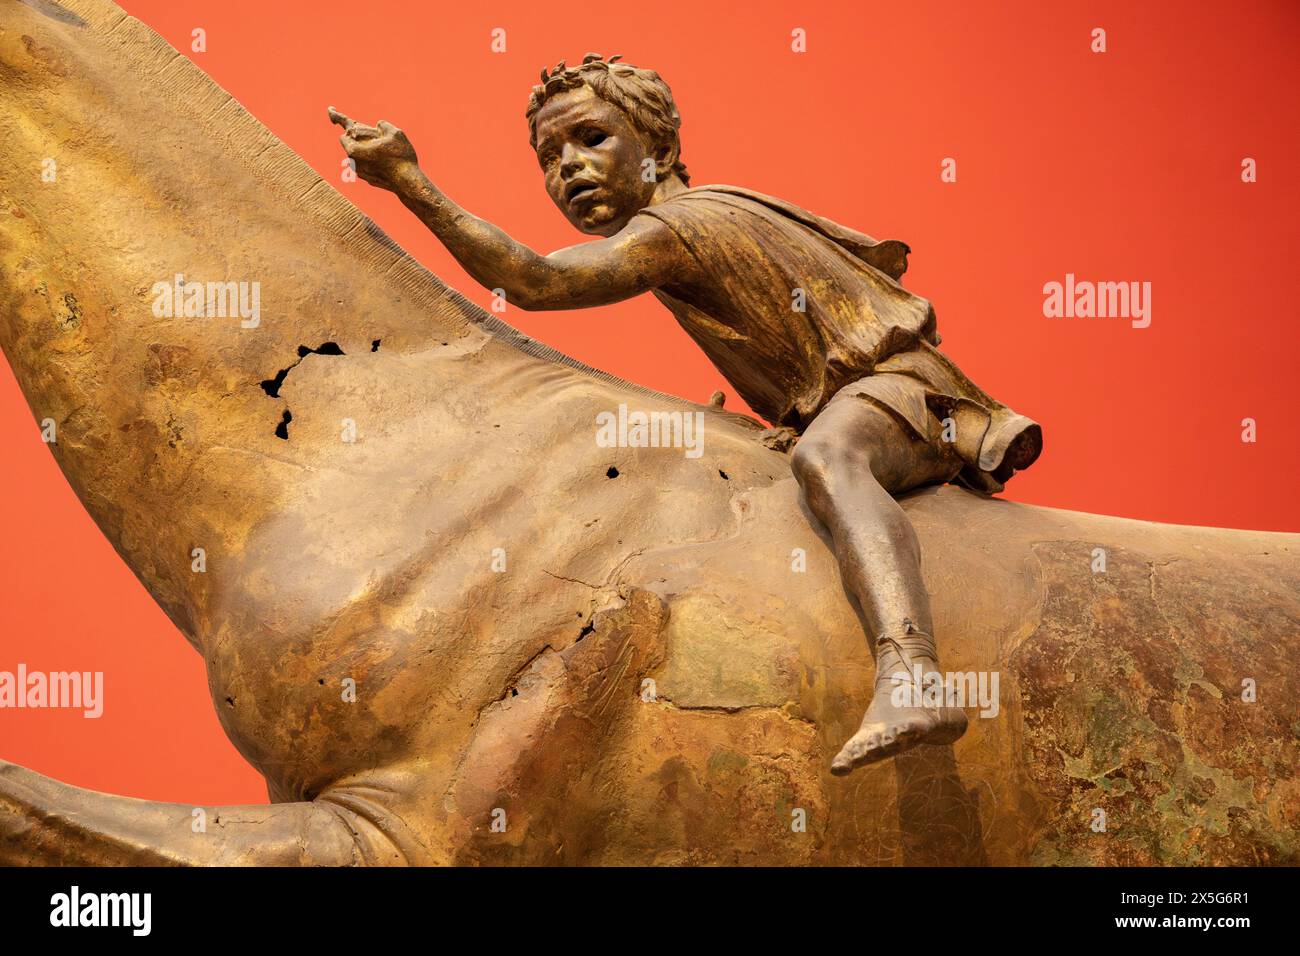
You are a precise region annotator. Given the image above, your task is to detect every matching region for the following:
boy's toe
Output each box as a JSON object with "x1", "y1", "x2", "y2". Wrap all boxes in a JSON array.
[{"x1": 831, "y1": 729, "x2": 883, "y2": 775}]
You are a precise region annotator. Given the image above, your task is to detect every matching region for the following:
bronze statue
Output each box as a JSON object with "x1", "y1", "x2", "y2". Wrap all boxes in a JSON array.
[
  {"x1": 0, "y1": 0, "x2": 1295, "y2": 866},
  {"x1": 328, "y1": 54, "x2": 1042, "y2": 773}
]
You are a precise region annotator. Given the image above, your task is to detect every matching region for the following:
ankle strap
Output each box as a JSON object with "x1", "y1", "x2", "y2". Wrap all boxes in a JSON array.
[{"x1": 874, "y1": 629, "x2": 938, "y2": 678}]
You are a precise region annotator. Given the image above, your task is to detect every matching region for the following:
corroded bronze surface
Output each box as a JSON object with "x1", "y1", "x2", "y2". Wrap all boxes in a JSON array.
[
  {"x1": 333, "y1": 52, "x2": 1044, "y2": 773},
  {"x1": 0, "y1": 0, "x2": 1296, "y2": 865}
]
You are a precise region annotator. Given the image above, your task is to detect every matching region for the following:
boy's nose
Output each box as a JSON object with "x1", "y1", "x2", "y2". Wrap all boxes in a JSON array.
[{"x1": 560, "y1": 145, "x2": 585, "y2": 178}]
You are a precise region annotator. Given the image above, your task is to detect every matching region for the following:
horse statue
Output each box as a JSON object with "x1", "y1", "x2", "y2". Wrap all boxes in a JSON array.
[{"x1": 1, "y1": 0, "x2": 1295, "y2": 865}]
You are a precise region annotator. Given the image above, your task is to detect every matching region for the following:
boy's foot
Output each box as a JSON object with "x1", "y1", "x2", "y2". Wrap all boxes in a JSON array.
[{"x1": 830, "y1": 633, "x2": 968, "y2": 775}]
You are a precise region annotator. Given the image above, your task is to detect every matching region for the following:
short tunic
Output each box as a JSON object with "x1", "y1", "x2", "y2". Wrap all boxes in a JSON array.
[{"x1": 636, "y1": 185, "x2": 1042, "y2": 492}]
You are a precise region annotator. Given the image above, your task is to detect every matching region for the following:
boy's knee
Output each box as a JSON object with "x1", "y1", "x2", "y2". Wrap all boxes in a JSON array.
[{"x1": 791, "y1": 435, "x2": 874, "y2": 489}]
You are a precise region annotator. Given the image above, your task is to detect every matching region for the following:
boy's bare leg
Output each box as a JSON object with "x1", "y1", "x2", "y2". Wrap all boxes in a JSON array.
[{"x1": 790, "y1": 397, "x2": 969, "y2": 774}]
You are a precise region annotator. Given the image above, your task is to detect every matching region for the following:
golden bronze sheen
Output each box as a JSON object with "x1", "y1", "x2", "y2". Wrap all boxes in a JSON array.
[
  {"x1": 333, "y1": 53, "x2": 1045, "y2": 774},
  {"x1": 1, "y1": 0, "x2": 1297, "y2": 865}
]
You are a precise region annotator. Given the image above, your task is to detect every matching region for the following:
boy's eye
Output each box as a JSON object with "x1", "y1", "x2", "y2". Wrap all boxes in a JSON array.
[{"x1": 582, "y1": 130, "x2": 607, "y2": 147}]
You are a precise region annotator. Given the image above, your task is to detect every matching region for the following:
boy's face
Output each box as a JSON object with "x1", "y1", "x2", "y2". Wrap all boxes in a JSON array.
[{"x1": 533, "y1": 85, "x2": 662, "y2": 237}]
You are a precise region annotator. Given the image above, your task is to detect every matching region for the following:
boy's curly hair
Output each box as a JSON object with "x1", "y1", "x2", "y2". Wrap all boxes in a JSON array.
[{"x1": 526, "y1": 53, "x2": 690, "y2": 186}]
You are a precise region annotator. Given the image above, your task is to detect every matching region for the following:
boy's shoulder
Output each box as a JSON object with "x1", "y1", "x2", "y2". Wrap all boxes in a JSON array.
[
  {"x1": 641, "y1": 184, "x2": 911, "y2": 283},
  {"x1": 643, "y1": 183, "x2": 795, "y2": 213}
]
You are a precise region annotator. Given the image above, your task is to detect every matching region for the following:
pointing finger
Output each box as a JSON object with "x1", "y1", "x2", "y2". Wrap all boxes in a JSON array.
[{"x1": 327, "y1": 106, "x2": 355, "y2": 131}]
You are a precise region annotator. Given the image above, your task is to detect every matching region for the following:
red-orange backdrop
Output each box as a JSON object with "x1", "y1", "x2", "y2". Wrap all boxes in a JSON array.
[{"x1": 1, "y1": 0, "x2": 1297, "y2": 806}]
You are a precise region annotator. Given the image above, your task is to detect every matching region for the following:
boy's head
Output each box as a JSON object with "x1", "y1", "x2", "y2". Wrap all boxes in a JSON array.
[{"x1": 527, "y1": 54, "x2": 689, "y2": 237}]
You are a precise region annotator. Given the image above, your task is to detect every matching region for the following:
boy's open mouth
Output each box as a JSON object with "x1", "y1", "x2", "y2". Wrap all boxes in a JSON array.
[{"x1": 565, "y1": 179, "x2": 600, "y2": 204}]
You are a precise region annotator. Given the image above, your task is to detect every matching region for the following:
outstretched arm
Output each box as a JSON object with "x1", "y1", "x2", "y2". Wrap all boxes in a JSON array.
[{"x1": 328, "y1": 108, "x2": 690, "y2": 311}]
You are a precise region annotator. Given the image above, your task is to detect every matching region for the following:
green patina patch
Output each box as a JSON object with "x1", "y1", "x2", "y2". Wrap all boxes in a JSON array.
[
  {"x1": 657, "y1": 592, "x2": 800, "y2": 710},
  {"x1": 1016, "y1": 541, "x2": 1298, "y2": 865}
]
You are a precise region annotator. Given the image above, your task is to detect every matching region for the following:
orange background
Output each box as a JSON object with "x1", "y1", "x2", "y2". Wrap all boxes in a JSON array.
[{"x1": 1, "y1": 0, "x2": 1297, "y2": 806}]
